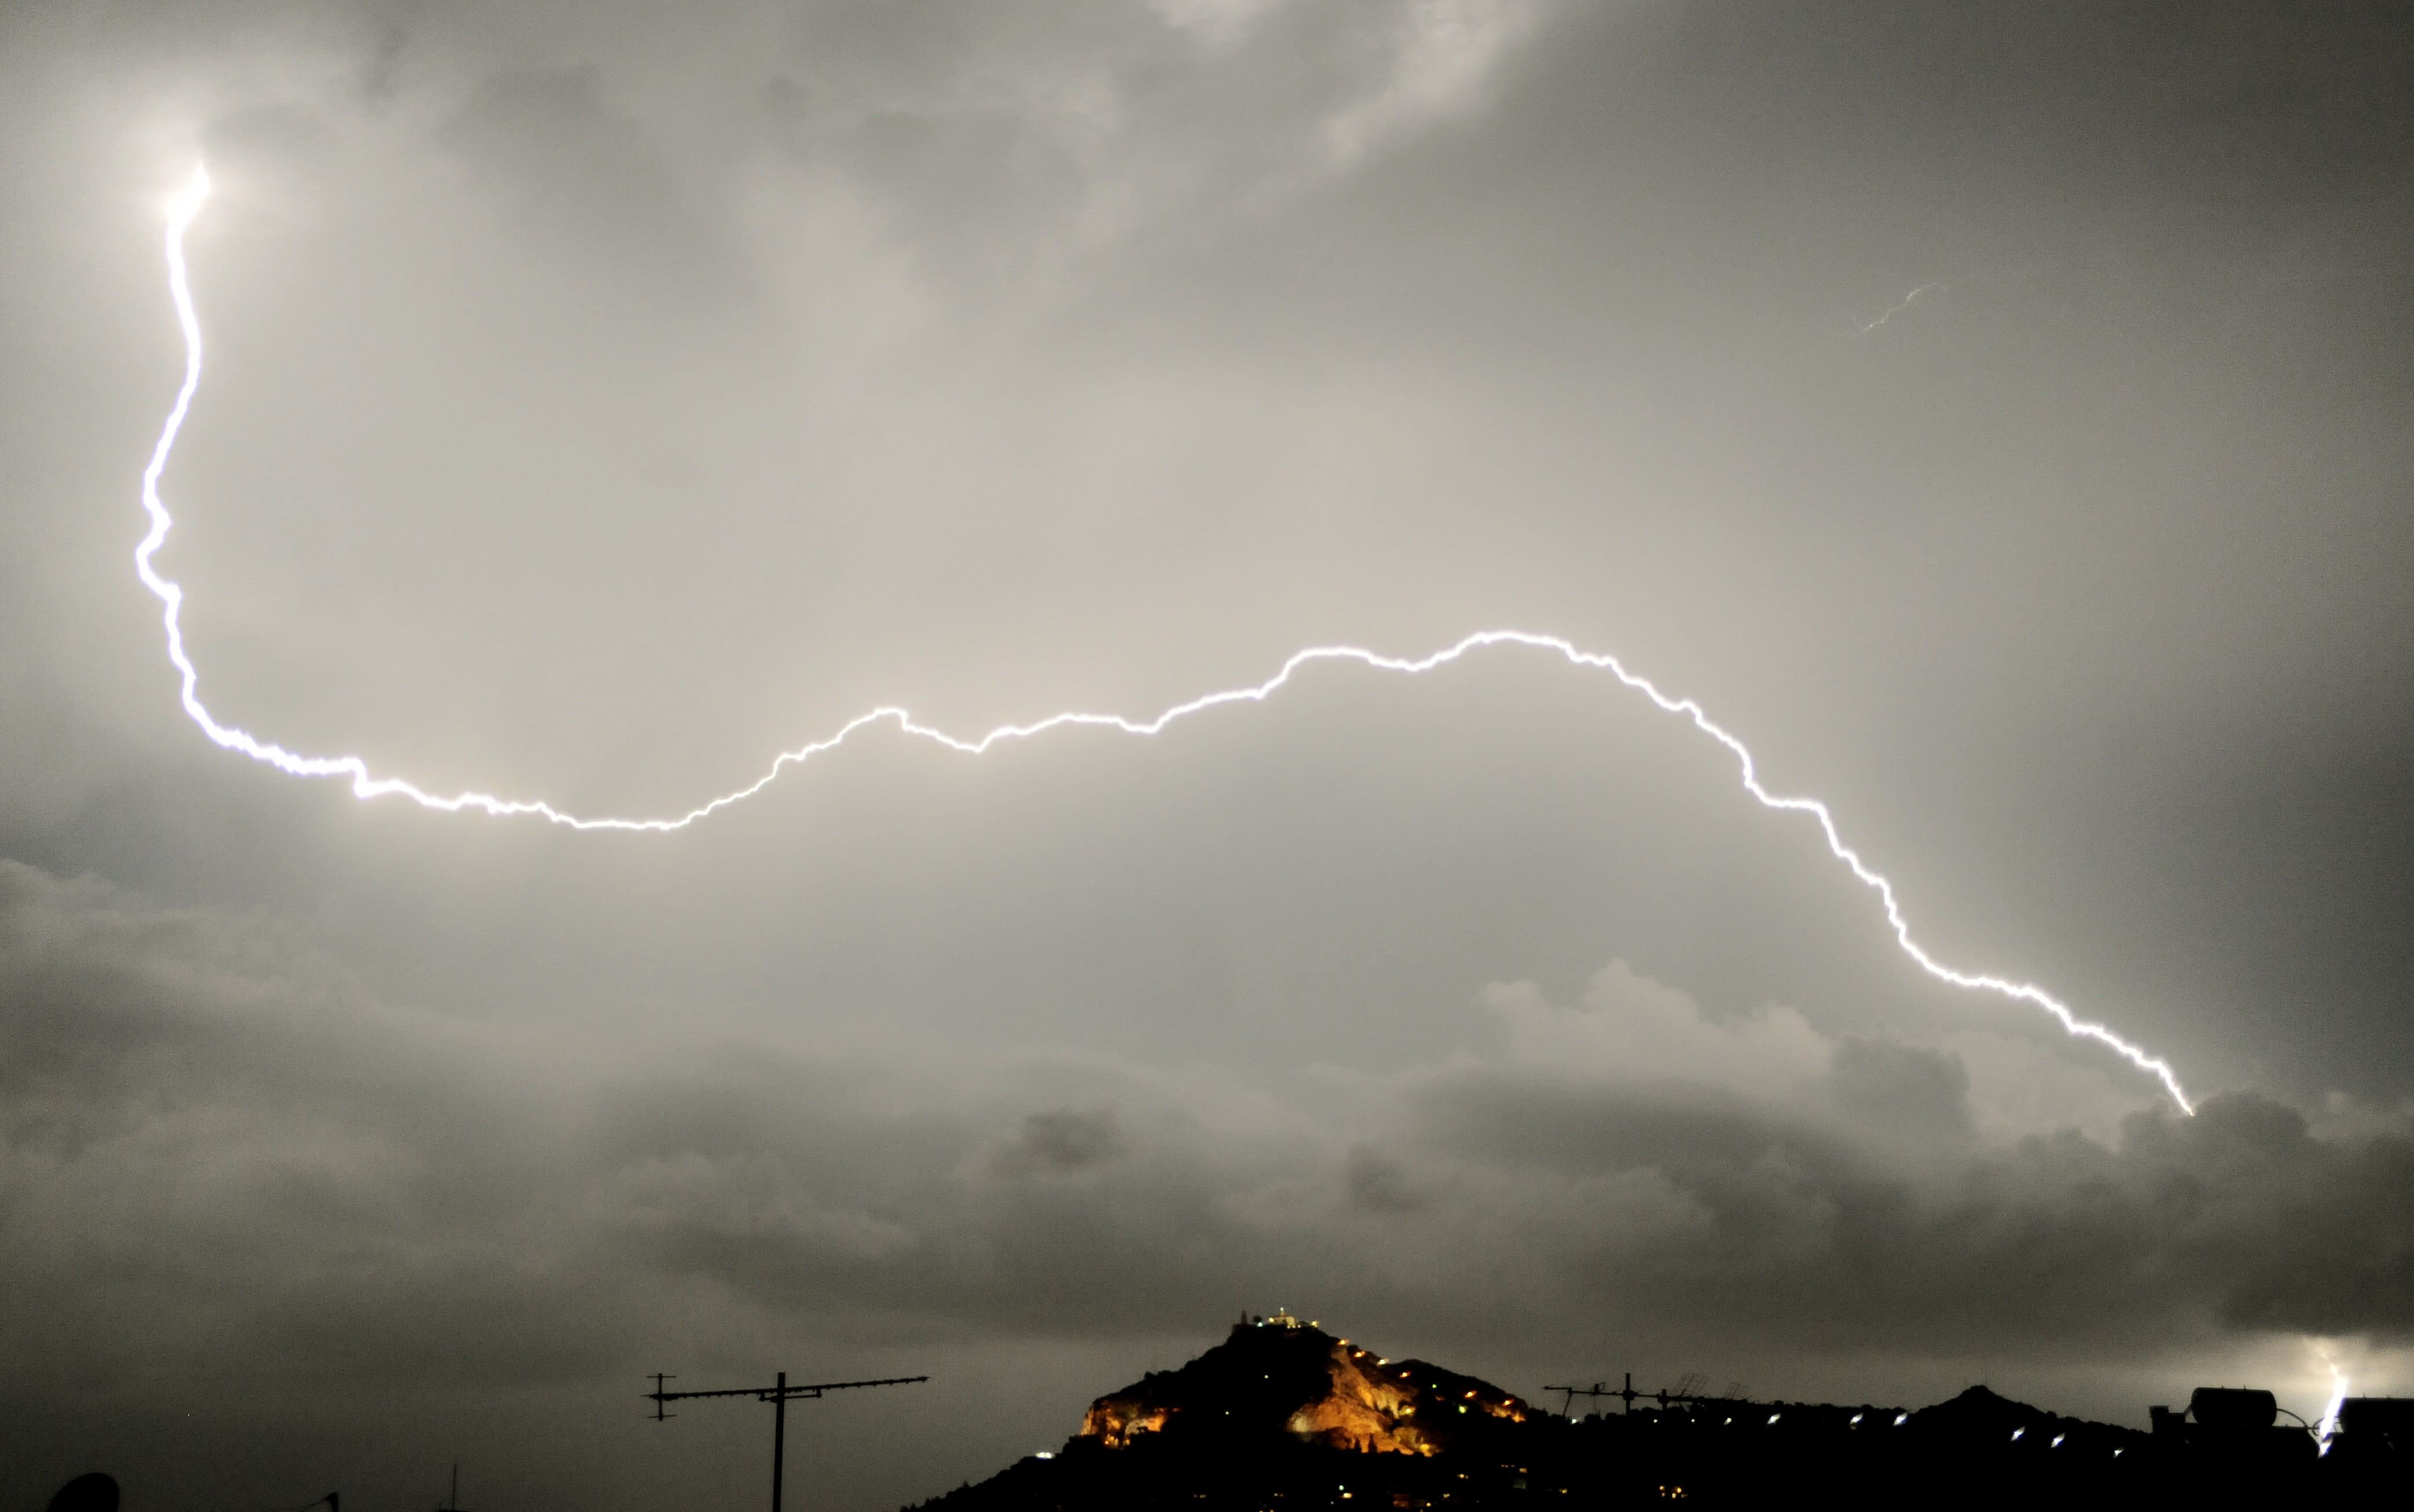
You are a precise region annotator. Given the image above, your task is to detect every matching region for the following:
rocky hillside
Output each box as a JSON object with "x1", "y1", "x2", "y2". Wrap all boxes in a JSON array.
[{"x1": 1078, "y1": 1311, "x2": 1526, "y2": 1457}]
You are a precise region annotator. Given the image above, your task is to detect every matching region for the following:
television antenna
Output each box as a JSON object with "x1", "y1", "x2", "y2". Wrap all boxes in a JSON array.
[
  {"x1": 1542, "y1": 1382, "x2": 1616, "y2": 1418},
  {"x1": 644, "y1": 1370, "x2": 929, "y2": 1512}
]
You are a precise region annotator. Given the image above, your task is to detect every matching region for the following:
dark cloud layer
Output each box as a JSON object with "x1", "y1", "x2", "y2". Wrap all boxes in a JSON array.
[
  {"x1": 5, "y1": 859, "x2": 2409, "y2": 1504},
  {"x1": 2, "y1": 3, "x2": 2412, "y2": 1508}
]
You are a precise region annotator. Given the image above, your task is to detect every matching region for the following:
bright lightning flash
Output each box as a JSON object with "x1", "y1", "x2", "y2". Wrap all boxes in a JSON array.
[
  {"x1": 2315, "y1": 1350, "x2": 2349, "y2": 1455},
  {"x1": 137, "y1": 165, "x2": 2193, "y2": 1113}
]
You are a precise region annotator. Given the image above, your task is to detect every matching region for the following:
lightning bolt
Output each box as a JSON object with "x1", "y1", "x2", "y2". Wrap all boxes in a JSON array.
[
  {"x1": 2314, "y1": 1349, "x2": 2349, "y2": 1455},
  {"x1": 138, "y1": 165, "x2": 2194, "y2": 1113},
  {"x1": 1856, "y1": 279, "x2": 1951, "y2": 336}
]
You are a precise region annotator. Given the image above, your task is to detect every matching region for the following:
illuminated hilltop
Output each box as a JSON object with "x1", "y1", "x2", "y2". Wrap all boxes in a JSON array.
[
  {"x1": 1078, "y1": 1310, "x2": 1527, "y2": 1458},
  {"x1": 908, "y1": 1315, "x2": 2403, "y2": 1509}
]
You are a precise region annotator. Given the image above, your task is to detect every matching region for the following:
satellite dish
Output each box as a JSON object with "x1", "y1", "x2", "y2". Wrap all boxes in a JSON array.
[{"x1": 46, "y1": 1473, "x2": 120, "y2": 1512}]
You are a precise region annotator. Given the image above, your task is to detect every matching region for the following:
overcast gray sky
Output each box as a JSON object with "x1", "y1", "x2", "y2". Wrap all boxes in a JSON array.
[{"x1": 3, "y1": 3, "x2": 2412, "y2": 1508}]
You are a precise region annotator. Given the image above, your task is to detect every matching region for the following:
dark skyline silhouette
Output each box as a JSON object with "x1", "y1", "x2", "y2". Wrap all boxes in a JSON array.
[{"x1": 912, "y1": 1318, "x2": 2400, "y2": 1509}]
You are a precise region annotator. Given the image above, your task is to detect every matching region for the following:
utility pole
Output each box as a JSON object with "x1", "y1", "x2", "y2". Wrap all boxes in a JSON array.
[{"x1": 645, "y1": 1371, "x2": 929, "y2": 1512}]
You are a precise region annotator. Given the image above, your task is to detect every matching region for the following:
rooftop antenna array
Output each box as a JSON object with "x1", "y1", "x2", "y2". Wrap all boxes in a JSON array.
[
  {"x1": 1543, "y1": 1382, "x2": 1617, "y2": 1418},
  {"x1": 645, "y1": 1370, "x2": 930, "y2": 1512}
]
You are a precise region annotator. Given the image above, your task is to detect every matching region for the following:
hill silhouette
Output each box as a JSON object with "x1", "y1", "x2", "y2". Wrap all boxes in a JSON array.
[
  {"x1": 1076, "y1": 1310, "x2": 1528, "y2": 1458},
  {"x1": 907, "y1": 1314, "x2": 2399, "y2": 1509}
]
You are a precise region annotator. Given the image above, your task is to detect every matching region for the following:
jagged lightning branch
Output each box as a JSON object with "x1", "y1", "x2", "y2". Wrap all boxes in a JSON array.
[
  {"x1": 1856, "y1": 280, "x2": 1951, "y2": 336},
  {"x1": 137, "y1": 165, "x2": 2194, "y2": 1113}
]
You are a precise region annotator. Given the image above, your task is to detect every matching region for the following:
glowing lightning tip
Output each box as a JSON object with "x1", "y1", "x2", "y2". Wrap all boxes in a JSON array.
[{"x1": 169, "y1": 163, "x2": 211, "y2": 220}]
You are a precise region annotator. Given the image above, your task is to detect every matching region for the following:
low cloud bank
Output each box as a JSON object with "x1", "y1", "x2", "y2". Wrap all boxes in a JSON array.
[{"x1": 6, "y1": 857, "x2": 2408, "y2": 1410}]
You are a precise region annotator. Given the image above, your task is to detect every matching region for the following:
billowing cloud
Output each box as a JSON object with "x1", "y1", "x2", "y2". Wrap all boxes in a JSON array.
[{"x1": 5, "y1": 864, "x2": 2408, "y2": 1450}]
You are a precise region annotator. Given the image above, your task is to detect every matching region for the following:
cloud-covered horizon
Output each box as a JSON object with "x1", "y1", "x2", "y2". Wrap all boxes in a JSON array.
[{"x1": 8, "y1": 856, "x2": 2406, "y2": 1488}]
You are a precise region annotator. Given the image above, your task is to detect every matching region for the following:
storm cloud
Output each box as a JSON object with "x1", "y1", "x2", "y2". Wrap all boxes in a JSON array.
[
  {"x1": 6, "y1": 857, "x2": 2410, "y2": 1503},
  {"x1": 3, "y1": 3, "x2": 2412, "y2": 1509}
]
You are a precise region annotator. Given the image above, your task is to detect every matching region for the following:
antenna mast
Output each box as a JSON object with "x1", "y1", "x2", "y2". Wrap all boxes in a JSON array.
[
  {"x1": 1542, "y1": 1382, "x2": 1616, "y2": 1418},
  {"x1": 644, "y1": 1371, "x2": 929, "y2": 1512}
]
